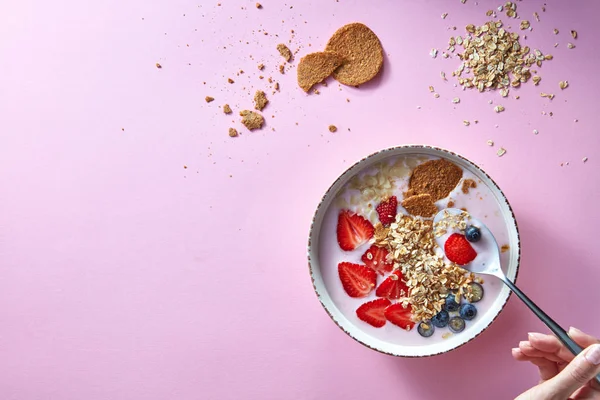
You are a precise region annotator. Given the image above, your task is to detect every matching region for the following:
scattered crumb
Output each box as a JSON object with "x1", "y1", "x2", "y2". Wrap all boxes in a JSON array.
[
  {"x1": 497, "y1": 147, "x2": 506, "y2": 157},
  {"x1": 205, "y1": 96, "x2": 214, "y2": 103},
  {"x1": 533, "y1": 129, "x2": 539, "y2": 135},
  {"x1": 452, "y1": 97, "x2": 460, "y2": 104},
  {"x1": 240, "y1": 110, "x2": 264, "y2": 130},
  {"x1": 256, "y1": 2, "x2": 262, "y2": 8},
  {"x1": 253, "y1": 90, "x2": 268, "y2": 111},
  {"x1": 223, "y1": 104, "x2": 232, "y2": 114},
  {"x1": 583, "y1": 157, "x2": 588, "y2": 163},
  {"x1": 277, "y1": 43, "x2": 293, "y2": 62},
  {"x1": 533, "y1": 76, "x2": 541, "y2": 85},
  {"x1": 487, "y1": 140, "x2": 494, "y2": 146},
  {"x1": 559, "y1": 80, "x2": 568, "y2": 90},
  {"x1": 279, "y1": 64, "x2": 285, "y2": 74},
  {"x1": 501, "y1": 244, "x2": 510, "y2": 253},
  {"x1": 259, "y1": 75, "x2": 264, "y2": 79},
  {"x1": 553, "y1": 28, "x2": 559, "y2": 34},
  {"x1": 540, "y1": 92, "x2": 555, "y2": 100},
  {"x1": 228, "y1": 128, "x2": 238, "y2": 137},
  {"x1": 461, "y1": 179, "x2": 477, "y2": 194},
  {"x1": 463, "y1": 120, "x2": 470, "y2": 126},
  {"x1": 329, "y1": 125, "x2": 337, "y2": 132},
  {"x1": 571, "y1": 30, "x2": 578, "y2": 39},
  {"x1": 494, "y1": 105, "x2": 505, "y2": 113},
  {"x1": 274, "y1": 82, "x2": 280, "y2": 91},
  {"x1": 447, "y1": 200, "x2": 455, "y2": 208},
  {"x1": 567, "y1": 43, "x2": 575, "y2": 49},
  {"x1": 228, "y1": 78, "x2": 234, "y2": 84},
  {"x1": 258, "y1": 63, "x2": 265, "y2": 70},
  {"x1": 155, "y1": 63, "x2": 162, "y2": 69}
]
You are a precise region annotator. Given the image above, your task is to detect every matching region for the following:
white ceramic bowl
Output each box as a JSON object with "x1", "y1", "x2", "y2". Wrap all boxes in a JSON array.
[{"x1": 307, "y1": 145, "x2": 520, "y2": 357}]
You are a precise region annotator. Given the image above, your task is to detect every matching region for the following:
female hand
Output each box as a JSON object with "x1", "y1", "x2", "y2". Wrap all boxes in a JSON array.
[{"x1": 512, "y1": 327, "x2": 600, "y2": 399}]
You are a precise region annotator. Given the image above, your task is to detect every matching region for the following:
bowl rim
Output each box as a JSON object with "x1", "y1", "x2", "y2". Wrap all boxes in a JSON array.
[{"x1": 306, "y1": 144, "x2": 521, "y2": 357}]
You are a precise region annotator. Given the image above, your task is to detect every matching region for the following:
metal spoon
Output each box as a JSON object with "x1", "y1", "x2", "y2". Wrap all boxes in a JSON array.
[{"x1": 434, "y1": 208, "x2": 600, "y2": 385}]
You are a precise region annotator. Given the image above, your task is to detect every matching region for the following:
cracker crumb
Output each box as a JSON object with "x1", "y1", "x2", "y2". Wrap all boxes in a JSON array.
[
  {"x1": 487, "y1": 140, "x2": 494, "y2": 146},
  {"x1": 240, "y1": 110, "x2": 264, "y2": 130},
  {"x1": 277, "y1": 43, "x2": 293, "y2": 62},
  {"x1": 461, "y1": 179, "x2": 477, "y2": 194},
  {"x1": 402, "y1": 194, "x2": 438, "y2": 218},
  {"x1": 253, "y1": 90, "x2": 268, "y2": 111},
  {"x1": 553, "y1": 28, "x2": 559, "y2": 34},
  {"x1": 228, "y1": 128, "x2": 238, "y2": 137},
  {"x1": 279, "y1": 64, "x2": 285, "y2": 74},
  {"x1": 274, "y1": 82, "x2": 280, "y2": 91},
  {"x1": 258, "y1": 63, "x2": 265, "y2": 70},
  {"x1": 463, "y1": 120, "x2": 470, "y2": 126},
  {"x1": 155, "y1": 63, "x2": 162, "y2": 69},
  {"x1": 447, "y1": 200, "x2": 455, "y2": 208},
  {"x1": 571, "y1": 30, "x2": 578, "y2": 39},
  {"x1": 227, "y1": 78, "x2": 234, "y2": 84},
  {"x1": 256, "y1": 2, "x2": 262, "y2": 8},
  {"x1": 328, "y1": 125, "x2": 337, "y2": 132},
  {"x1": 205, "y1": 96, "x2": 214, "y2": 103},
  {"x1": 223, "y1": 104, "x2": 232, "y2": 114},
  {"x1": 501, "y1": 244, "x2": 510, "y2": 253},
  {"x1": 494, "y1": 105, "x2": 505, "y2": 113},
  {"x1": 452, "y1": 97, "x2": 460, "y2": 104}
]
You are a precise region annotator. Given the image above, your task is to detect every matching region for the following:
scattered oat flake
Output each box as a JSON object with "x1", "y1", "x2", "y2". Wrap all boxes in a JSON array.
[
  {"x1": 430, "y1": 48, "x2": 438, "y2": 58},
  {"x1": 228, "y1": 128, "x2": 238, "y2": 137},
  {"x1": 567, "y1": 43, "x2": 575, "y2": 49},
  {"x1": 440, "y1": 71, "x2": 447, "y2": 81},
  {"x1": 533, "y1": 12, "x2": 540, "y2": 22},
  {"x1": 434, "y1": 93, "x2": 440, "y2": 98},
  {"x1": 487, "y1": 140, "x2": 494, "y2": 146},
  {"x1": 452, "y1": 97, "x2": 460, "y2": 104},
  {"x1": 553, "y1": 29, "x2": 559, "y2": 34},
  {"x1": 328, "y1": 125, "x2": 337, "y2": 132},
  {"x1": 461, "y1": 0, "x2": 466, "y2": 3},
  {"x1": 540, "y1": 92, "x2": 555, "y2": 100},
  {"x1": 442, "y1": 13, "x2": 448, "y2": 19},
  {"x1": 532, "y1": 76, "x2": 541, "y2": 85},
  {"x1": 463, "y1": 120, "x2": 470, "y2": 126},
  {"x1": 571, "y1": 30, "x2": 577, "y2": 39},
  {"x1": 559, "y1": 80, "x2": 568, "y2": 90},
  {"x1": 583, "y1": 157, "x2": 588, "y2": 163},
  {"x1": 520, "y1": 20, "x2": 530, "y2": 30},
  {"x1": 500, "y1": 88, "x2": 509, "y2": 97},
  {"x1": 497, "y1": 147, "x2": 506, "y2": 157},
  {"x1": 554, "y1": 43, "x2": 559, "y2": 48},
  {"x1": 155, "y1": 63, "x2": 162, "y2": 69},
  {"x1": 429, "y1": 86, "x2": 435, "y2": 92},
  {"x1": 494, "y1": 105, "x2": 505, "y2": 113},
  {"x1": 205, "y1": 96, "x2": 214, "y2": 103}
]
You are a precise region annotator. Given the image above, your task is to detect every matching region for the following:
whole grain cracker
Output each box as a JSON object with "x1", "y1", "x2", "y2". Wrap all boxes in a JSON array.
[
  {"x1": 240, "y1": 110, "x2": 264, "y2": 130},
  {"x1": 277, "y1": 43, "x2": 293, "y2": 62},
  {"x1": 408, "y1": 159, "x2": 463, "y2": 201},
  {"x1": 253, "y1": 90, "x2": 269, "y2": 111},
  {"x1": 402, "y1": 194, "x2": 439, "y2": 218},
  {"x1": 297, "y1": 51, "x2": 345, "y2": 92},
  {"x1": 325, "y1": 22, "x2": 384, "y2": 86}
]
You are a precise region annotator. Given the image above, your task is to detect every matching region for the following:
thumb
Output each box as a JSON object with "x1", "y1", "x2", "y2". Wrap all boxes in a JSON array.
[{"x1": 542, "y1": 344, "x2": 600, "y2": 398}]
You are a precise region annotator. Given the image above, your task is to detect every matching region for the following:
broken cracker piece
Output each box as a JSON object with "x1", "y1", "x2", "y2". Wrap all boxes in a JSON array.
[
  {"x1": 297, "y1": 51, "x2": 345, "y2": 92},
  {"x1": 402, "y1": 194, "x2": 439, "y2": 218},
  {"x1": 223, "y1": 104, "x2": 232, "y2": 114},
  {"x1": 325, "y1": 22, "x2": 383, "y2": 86},
  {"x1": 240, "y1": 110, "x2": 264, "y2": 130},
  {"x1": 253, "y1": 90, "x2": 268, "y2": 111},
  {"x1": 277, "y1": 43, "x2": 293, "y2": 62},
  {"x1": 461, "y1": 179, "x2": 477, "y2": 194}
]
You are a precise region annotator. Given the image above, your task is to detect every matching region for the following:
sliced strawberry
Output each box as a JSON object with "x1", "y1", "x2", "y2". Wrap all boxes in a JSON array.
[
  {"x1": 444, "y1": 233, "x2": 477, "y2": 265},
  {"x1": 356, "y1": 298, "x2": 392, "y2": 328},
  {"x1": 338, "y1": 262, "x2": 377, "y2": 298},
  {"x1": 385, "y1": 302, "x2": 415, "y2": 330},
  {"x1": 336, "y1": 210, "x2": 375, "y2": 251},
  {"x1": 376, "y1": 196, "x2": 398, "y2": 226},
  {"x1": 361, "y1": 245, "x2": 393, "y2": 275},
  {"x1": 375, "y1": 270, "x2": 409, "y2": 299}
]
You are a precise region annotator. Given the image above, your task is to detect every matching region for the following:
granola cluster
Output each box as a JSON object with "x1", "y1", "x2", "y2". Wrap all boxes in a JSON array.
[{"x1": 375, "y1": 214, "x2": 478, "y2": 322}]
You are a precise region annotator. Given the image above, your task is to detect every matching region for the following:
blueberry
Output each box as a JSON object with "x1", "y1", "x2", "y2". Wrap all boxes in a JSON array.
[
  {"x1": 417, "y1": 321, "x2": 435, "y2": 338},
  {"x1": 448, "y1": 317, "x2": 466, "y2": 333},
  {"x1": 431, "y1": 310, "x2": 450, "y2": 328},
  {"x1": 459, "y1": 303, "x2": 478, "y2": 320},
  {"x1": 465, "y1": 225, "x2": 481, "y2": 243},
  {"x1": 468, "y1": 282, "x2": 484, "y2": 303},
  {"x1": 444, "y1": 294, "x2": 460, "y2": 312}
]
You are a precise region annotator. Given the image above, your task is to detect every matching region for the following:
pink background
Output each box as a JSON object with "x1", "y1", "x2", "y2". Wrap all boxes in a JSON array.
[{"x1": 1, "y1": 0, "x2": 599, "y2": 399}]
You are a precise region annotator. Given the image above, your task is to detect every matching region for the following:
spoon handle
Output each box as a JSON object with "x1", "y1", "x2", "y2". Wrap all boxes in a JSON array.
[{"x1": 501, "y1": 277, "x2": 600, "y2": 386}]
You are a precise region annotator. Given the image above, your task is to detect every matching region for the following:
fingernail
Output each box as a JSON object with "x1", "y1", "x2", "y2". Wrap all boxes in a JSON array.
[
  {"x1": 569, "y1": 326, "x2": 582, "y2": 335},
  {"x1": 585, "y1": 344, "x2": 600, "y2": 365},
  {"x1": 511, "y1": 348, "x2": 520, "y2": 354},
  {"x1": 528, "y1": 332, "x2": 543, "y2": 340},
  {"x1": 519, "y1": 341, "x2": 530, "y2": 348}
]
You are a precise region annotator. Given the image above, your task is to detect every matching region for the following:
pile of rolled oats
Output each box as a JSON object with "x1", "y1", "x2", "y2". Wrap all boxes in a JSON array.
[
  {"x1": 449, "y1": 17, "x2": 551, "y2": 93},
  {"x1": 375, "y1": 214, "x2": 478, "y2": 322}
]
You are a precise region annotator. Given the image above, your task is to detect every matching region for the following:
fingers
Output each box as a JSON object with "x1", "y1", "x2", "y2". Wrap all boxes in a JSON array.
[
  {"x1": 569, "y1": 327, "x2": 600, "y2": 348},
  {"x1": 542, "y1": 344, "x2": 600, "y2": 398},
  {"x1": 512, "y1": 348, "x2": 561, "y2": 382},
  {"x1": 527, "y1": 329, "x2": 600, "y2": 364},
  {"x1": 518, "y1": 340, "x2": 564, "y2": 363}
]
